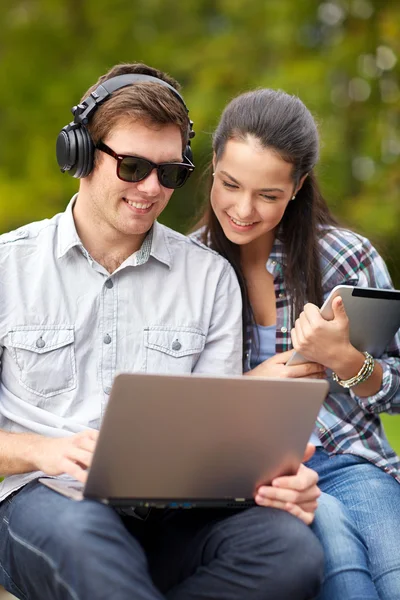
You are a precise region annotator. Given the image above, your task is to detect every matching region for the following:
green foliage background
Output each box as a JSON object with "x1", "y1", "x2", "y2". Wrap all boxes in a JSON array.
[{"x1": 0, "y1": 0, "x2": 399, "y2": 451}]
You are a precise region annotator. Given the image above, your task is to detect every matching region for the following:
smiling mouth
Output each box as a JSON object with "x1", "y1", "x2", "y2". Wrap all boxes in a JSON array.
[
  {"x1": 124, "y1": 198, "x2": 154, "y2": 210},
  {"x1": 228, "y1": 215, "x2": 258, "y2": 227}
]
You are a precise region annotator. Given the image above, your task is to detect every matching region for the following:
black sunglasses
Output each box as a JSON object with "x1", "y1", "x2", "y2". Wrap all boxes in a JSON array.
[{"x1": 96, "y1": 141, "x2": 195, "y2": 189}]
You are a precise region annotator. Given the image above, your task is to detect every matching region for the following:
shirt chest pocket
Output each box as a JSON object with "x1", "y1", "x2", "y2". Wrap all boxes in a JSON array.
[
  {"x1": 144, "y1": 326, "x2": 206, "y2": 374},
  {"x1": 8, "y1": 327, "x2": 77, "y2": 398}
]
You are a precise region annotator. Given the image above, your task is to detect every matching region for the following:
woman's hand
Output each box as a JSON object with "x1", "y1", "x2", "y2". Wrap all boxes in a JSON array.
[
  {"x1": 291, "y1": 295, "x2": 384, "y2": 394},
  {"x1": 248, "y1": 350, "x2": 326, "y2": 379},
  {"x1": 291, "y1": 296, "x2": 355, "y2": 371},
  {"x1": 255, "y1": 444, "x2": 320, "y2": 525}
]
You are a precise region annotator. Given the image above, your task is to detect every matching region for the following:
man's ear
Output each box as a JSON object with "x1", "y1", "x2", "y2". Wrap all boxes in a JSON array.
[{"x1": 295, "y1": 172, "x2": 309, "y2": 195}]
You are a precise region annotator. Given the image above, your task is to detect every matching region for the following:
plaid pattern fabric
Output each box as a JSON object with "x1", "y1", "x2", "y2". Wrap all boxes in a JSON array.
[{"x1": 245, "y1": 226, "x2": 400, "y2": 481}]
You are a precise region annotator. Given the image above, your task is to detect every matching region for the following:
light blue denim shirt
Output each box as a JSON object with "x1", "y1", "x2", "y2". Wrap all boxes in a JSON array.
[{"x1": 0, "y1": 197, "x2": 243, "y2": 499}]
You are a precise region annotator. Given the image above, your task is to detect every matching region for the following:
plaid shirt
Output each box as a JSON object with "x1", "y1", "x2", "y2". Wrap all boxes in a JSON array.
[{"x1": 245, "y1": 226, "x2": 400, "y2": 482}]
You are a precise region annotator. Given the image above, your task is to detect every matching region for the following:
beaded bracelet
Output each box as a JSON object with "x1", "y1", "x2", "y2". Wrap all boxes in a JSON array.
[{"x1": 331, "y1": 351, "x2": 375, "y2": 389}]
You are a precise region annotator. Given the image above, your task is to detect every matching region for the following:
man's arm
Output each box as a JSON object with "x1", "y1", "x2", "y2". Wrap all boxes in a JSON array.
[
  {"x1": 0, "y1": 429, "x2": 98, "y2": 483},
  {"x1": 193, "y1": 262, "x2": 243, "y2": 375}
]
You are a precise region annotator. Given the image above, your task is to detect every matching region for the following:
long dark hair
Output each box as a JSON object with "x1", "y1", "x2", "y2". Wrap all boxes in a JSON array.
[{"x1": 196, "y1": 89, "x2": 338, "y2": 349}]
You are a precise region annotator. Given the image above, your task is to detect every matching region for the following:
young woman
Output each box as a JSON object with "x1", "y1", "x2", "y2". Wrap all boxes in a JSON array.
[{"x1": 195, "y1": 89, "x2": 400, "y2": 600}]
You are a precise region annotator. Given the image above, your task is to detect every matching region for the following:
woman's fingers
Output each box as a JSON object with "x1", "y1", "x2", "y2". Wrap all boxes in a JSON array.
[
  {"x1": 256, "y1": 485, "x2": 320, "y2": 506},
  {"x1": 286, "y1": 362, "x2": 326, "y2": 378},
  {"x1": 284, "y1": 502, "x2": 315, "y2": 525},
  {"x1": 254, "y1": 495, "x2": 316, "y2": 525}
]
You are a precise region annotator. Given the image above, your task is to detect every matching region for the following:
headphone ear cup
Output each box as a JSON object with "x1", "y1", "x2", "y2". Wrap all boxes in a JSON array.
[
  {"x1": 74, "y1": 126, "x2": 95, "y2": 179},
  {"x1": 184, "y1": 144, "x2": 193, "y2": 164},
  {"x1": 85, "y1": 131, "x2": 95, "y2": 178},
  {"x1": 56, "y1": 126, "x2": 77, "y2": 174},
  {"x1": 56, "y1": 124, "x2": 95, "y2": 178}
]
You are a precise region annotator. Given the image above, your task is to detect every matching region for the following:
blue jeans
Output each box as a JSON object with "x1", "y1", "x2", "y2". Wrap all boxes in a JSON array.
[
  {"x1": 0, "y1": 479, "x2": 323, "y2": 600},
  {"x1": 307, "y1": 448, "x2": 400, "y2": 600}
]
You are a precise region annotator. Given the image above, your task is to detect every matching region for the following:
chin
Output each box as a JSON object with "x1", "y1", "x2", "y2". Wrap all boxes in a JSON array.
[
  {"x1": 230, "y1": 235, "x2": 250, "y2": 245},
  {"x1": 224, "y1": 231, "x2": 254, "y2": 245}
]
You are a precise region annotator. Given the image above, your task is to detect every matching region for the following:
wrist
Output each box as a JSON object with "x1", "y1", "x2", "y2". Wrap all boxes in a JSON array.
[
  {"x1": 332, "y1": 351, "x2": 375, "y2": 389},
  {"x1": 330, "y1": 346, "x2": 364, "y2": 380},
  {"x1": 23, "y1": 434, "x2": 46, "y2": 472}
]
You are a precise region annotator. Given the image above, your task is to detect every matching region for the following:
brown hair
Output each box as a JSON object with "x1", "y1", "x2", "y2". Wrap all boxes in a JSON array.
[
  {"x1": 82, "y1": 62, "x2": 190, "y2": 152},
  {"x1": 196, "y1": 89, "x2": 338, "y2": 355}
]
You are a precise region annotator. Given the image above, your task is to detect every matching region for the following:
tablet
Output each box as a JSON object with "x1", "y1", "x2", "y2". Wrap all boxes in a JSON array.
[{"x1": 287, "y1": 285, "x2": 400, "y2": 366}]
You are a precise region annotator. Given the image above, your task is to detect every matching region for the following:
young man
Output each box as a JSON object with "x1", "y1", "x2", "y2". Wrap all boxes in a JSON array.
[{"x1": 0, "y1": 63, "x2": 323, "y2": 600}]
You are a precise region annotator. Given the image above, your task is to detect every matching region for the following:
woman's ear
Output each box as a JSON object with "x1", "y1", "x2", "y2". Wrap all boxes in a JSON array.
[{"x1": 295, "y1": 172, "x2": 309, "y2": 195}]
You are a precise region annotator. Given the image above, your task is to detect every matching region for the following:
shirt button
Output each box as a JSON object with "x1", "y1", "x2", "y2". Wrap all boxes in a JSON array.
[
  {"x1": 278, "y1": 293, "x2": 285, "y2": 299},
  {"x1": 105, "y1": 279, "x2": 113, "y2": 289},
  {"x1": 319, "y1": 427, "x2": 327, "y2": 435},
  {"x1": 172, "y1": 340, "x2": 182, "y2": 351},
  {"x1": 271, "y1": 260, "x2": 277, "y2": 266},
  {"x1": 280, "y1": 327, "x2": 287, "y2": 334},
  {"x1": 103, "y1": 334, "x2": 112, "y2": 344},
  {"x1": 36, "y1": 336, "x2": 46, "y2": 348}
]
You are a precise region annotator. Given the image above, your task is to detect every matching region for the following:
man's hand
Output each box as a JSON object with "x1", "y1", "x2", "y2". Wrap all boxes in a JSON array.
[
  {"x1": 254, "y1": 444, "x2": 320, "y2": 525},
  {"x1": 32, "y1": 429, "x2": 98, "y2": 483},
  {"x1": 248, "y1": 350, "x2": 326, "y2": 380}
]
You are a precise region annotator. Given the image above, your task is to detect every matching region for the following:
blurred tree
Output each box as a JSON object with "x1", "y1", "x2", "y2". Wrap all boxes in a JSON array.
[
  {"x1": 0, "y1": 0, "x2": 399, "y2": 448},
  {"x1": 0, "y1": 0, "x2": 399, "y2": 243}
]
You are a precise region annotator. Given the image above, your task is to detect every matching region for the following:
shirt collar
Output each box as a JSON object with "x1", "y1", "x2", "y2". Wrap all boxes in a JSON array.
[
  {"x1": 149, "y1": 221, "x2": 172, "y2": 268},
  {"x1": 57, "y1": 195, "x2": 84, "y2": 259},
  {"x1": 57, "y1": 196, "x2": 172, "y2": 269},
  {"x1": 266, "y1": 234, "x2": 286, "y2": 274}
]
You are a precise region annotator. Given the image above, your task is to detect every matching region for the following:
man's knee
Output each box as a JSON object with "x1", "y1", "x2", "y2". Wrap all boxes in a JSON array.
[
  {"x1": 254, "y1": 509, "x2": 322, "y2": 597},
  {"x1": 211, "y1": 507, "x2": 324, "y2": 599},
  {"x1": 278, "y1": 514, "x2": 324, "y2": 599}
]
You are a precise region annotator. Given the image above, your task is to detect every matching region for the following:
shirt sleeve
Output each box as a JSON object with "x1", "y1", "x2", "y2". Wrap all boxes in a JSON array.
[
  {"x1": 193, "y1": 262, "x2": 243, "y2": 376},
  {"x1": 348, "y1": 237, "x2": 400, "y2": 414}
]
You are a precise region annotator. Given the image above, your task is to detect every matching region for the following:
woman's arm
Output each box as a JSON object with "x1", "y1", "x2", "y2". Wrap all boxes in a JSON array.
[
  {"x1": 291, "y1": 297, "x2": 384, "y2": 395},
  {"x1": 291, "y1": 231, "x2": 400, "y2": 414},
  {"x1": 291, "y1": 296, "x2": 400, "y2": 414}
]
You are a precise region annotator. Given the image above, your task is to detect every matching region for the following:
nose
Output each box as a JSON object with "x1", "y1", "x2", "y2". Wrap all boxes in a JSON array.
[
  {"x1": 136, "y1": 168, "x2": 162, "y2": 197},
  {"x1": 234, "y1": 193, "x2": 254, "y2": 221}
]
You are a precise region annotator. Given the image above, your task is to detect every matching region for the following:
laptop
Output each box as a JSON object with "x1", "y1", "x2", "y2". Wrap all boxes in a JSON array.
[{"x1": 40, "y1": 373, "x2": 329, "y2": 509}]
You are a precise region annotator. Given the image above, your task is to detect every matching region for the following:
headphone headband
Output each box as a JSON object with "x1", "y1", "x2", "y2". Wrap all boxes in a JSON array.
[
  {"x1": 56, "y1": 72, "x2": 195, "y2": 178},
  {"x1": 73, "y1": 74, "x2": 191, "y2": 128}
]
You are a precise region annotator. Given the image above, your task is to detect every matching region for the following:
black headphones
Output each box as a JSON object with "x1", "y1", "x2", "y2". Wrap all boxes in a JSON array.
[{"x1": 56, "y1": 73, "x2": 195, "y2": 179}]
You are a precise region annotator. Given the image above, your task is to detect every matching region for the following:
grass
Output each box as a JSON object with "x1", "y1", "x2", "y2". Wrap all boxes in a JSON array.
[{"x1": 381, "y1": 414, "x2": 400, "y2": 455}]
